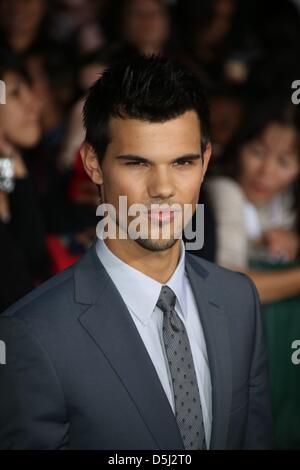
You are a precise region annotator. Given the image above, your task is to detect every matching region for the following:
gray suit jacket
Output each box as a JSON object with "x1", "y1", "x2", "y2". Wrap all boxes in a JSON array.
[{"x1": 0, "y1": 242, "x2": 274, "y2": 449}]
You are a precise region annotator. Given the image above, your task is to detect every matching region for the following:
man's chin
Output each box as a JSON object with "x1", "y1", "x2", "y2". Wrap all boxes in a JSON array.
[{"x1": 134, "y1": 237, "x2": 179, "y2": 252}]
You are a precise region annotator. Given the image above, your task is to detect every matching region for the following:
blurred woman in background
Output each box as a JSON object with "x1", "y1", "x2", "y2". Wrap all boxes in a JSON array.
[
  {"x1": 0, "y1": 50, "x2": 48, "y2": 312},
  {"x1": 102, "y1": 0, "x2": 171, "y2": 57},
  {"x1": 175, "y1": 0, "x2": 237, "y2": 85},
  {"x1": 207, "y1": 100, "x2": 300, "y2": 303}
]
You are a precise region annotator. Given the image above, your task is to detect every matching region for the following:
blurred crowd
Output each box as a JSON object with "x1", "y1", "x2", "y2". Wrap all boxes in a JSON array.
[{"x1": 0, "y1": 0, "x2": 300, "y2": 312}]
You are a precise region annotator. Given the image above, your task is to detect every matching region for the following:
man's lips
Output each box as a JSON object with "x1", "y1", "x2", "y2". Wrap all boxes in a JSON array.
[{"x1": 146, "y1": 208, "x2": 179, "y2": 222}]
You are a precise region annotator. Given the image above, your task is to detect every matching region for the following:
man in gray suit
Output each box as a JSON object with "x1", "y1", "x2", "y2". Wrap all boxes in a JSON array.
[{"x1": 0, "y1": 56, "x2": 273, "y2": 450}]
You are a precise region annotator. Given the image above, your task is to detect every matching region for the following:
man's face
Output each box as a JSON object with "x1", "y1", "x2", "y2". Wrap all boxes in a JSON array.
[{"x1": 82, "y1": 110, "x2": 211, "y2": 252}]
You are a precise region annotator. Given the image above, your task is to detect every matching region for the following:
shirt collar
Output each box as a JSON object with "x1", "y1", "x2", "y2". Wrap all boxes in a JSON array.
[{"x1": 95, "y1": 238, "x2": 187, "y2": 326}]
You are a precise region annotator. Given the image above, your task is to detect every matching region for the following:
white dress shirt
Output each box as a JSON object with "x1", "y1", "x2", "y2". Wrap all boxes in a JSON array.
[{"x1": 95, "y1": 238, "x2": 212, "y2": 447}]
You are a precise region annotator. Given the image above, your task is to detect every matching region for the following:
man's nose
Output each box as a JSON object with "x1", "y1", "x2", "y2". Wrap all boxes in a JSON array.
[{"x1": 147, "y1": 167, "x2": 175, "y2": 200}]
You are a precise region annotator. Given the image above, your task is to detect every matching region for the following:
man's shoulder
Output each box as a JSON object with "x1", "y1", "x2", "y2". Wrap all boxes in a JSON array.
[
  {"x1": 186, "y1": 251, "x2": 251, "y2": 282},
  {"x1": 1, "y1": 242, "x2": 103, "y2": 323},
  {"x1": 1, "y1": 262, "x2": 76, "y2": 323},
  {"x1": 186, "y1": 253, "x2": 260, "y2": 338},
  {"x1": 186, "y1": 252, "x2": 257, "y2": 303}
]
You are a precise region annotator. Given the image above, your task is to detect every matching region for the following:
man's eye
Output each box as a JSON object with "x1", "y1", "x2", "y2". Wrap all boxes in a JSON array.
[{"x1": 174, "y1": 160, "x2": 194, "y2": 166}]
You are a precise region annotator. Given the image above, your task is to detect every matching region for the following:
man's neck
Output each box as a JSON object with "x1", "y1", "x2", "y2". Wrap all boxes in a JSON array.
[{"x1": 104, "y1": 237, "x2": 182, "y2": 284}]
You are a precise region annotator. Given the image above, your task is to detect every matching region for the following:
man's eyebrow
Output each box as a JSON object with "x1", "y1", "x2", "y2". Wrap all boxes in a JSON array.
[{"x1": 115, "y1": 154, "x2": 202, "y2": 163}]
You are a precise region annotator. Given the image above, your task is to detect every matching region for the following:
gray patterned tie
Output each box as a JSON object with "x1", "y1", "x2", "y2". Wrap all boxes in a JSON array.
[{"x1": 157, "y1": 285, "x2": 207, "y2": 450}]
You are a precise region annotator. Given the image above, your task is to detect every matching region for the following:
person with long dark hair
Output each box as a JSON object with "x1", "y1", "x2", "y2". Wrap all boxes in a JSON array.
[
  {"x1": 0, "y1": 50, "x2": 48, "y2": 312},
  {"x1": 207, "y1": 99, "x2": 300, "y2": 303}
]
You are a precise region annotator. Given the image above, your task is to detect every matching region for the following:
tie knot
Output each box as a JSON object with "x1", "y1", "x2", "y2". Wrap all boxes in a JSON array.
[{"x1": 156, "y1": 285, "x2": 176, "y2": 315}]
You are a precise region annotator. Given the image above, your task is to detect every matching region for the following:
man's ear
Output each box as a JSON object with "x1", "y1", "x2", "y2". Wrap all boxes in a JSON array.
[
  {"x1": 201, "y1": 142, "x2": 212, "y2": 182},
  {"x1": 80, "y1": 142, "x2": 103, "y2": 185}
]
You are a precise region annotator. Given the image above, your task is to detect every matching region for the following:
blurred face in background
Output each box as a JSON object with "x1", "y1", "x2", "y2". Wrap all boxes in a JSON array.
[
  {"x1": 238, "y1": 122, "x2": 300, "y2": 206},
  {"x1": 122, "y1": 0, "x2": 170, "y2": 55},
  {"x1": 59, "y1": 0, "x2": 102, "y2": 25},
  {"x1": 0, "y1": 71, "x2": 41, "y2": 148},
  {"x1": 0, "y1": 0, "x2": 46, "y2": 53},
  {"x1": 193, "y1": 0, "x2": 235, "y2": 59},
  {"x1": 209, "y1": 95, "x2": 243, "y2": 156},
  {"x1": 203, "y1": 0, "x2": 235, "y2": 46}
]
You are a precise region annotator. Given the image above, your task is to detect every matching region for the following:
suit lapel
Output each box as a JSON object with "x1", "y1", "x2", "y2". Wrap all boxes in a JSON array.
[
  {"x1": 185, "y1": 253, "x2": 232, "y2": 450},
  {"x1": 74, "y1": 244, "x2": 184, "y2": 450}
]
